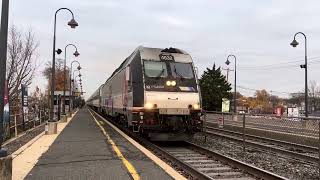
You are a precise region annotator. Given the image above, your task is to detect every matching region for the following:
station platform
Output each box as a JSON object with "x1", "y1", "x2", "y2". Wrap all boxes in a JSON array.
[{"x1": 12, "y1": 108, "x2": 184, "y2": 180}]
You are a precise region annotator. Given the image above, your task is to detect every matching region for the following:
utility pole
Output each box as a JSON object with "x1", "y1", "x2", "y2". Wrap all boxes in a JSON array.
[
  {"x1": 226, "y1": 55, "x2": 237, "y2": 114},
  {"x1": 222, "y1": 67, "x2": 234, "y2": 82},
  {"x1": 0, "y1": 0, "x2": 9, "y2": 156}
]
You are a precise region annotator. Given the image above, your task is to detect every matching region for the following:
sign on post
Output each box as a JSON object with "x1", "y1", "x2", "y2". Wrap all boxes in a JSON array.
[
  {"x1": 222, "y1": 98, "x2": 230, "y2": 112},
  {"x1": 288, "y1": 107, "x2": 299, "y2": 121},
  {"x1": 3, "y1": 80, "x2": 10, "y2": 139},
  {"x1": 21, "y1": 84, "x2": 28, "y2": 129}
]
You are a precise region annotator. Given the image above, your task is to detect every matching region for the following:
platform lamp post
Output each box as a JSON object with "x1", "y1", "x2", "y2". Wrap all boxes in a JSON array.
[
  {"x1": 72, "y1": 70, "x2": 81, "y2": 92},
  {"x1": 0, "y1": 0, "x2": 9, "y2": 159},
  {"x1": 75, "y1": 76, "x2": 82, "y2": 108},
  {"x1": 225, "y1": 55, "x2": 237, "y2": 114},
  {"x1": 75, "y1": 77, "x2": 82, "y2": 94},
  {"x1": 69, "y1": 61, "x2": 81, "y2": 114},
  {"x1": 62, "y1": 44, "x2": 79, "y2": 119},
  {"x1": 49, "y1": 8, "x2": 78, "y2": 126},
  {"x1": 72, "y1": 71, "x2": 81, "y2": 109},
  {"x1": 79, "y1": 81, "x2": 83, "y2": 96},
  {"x1": 290, "y1": 32, "x2": 308, "y2": 117},
  {"x1": 76, "y1": 77, "x2": 82, "y2": 93}
]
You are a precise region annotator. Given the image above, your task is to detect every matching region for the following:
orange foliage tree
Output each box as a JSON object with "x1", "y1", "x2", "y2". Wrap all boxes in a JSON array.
[{"x1": 43, "y1": 58, "x2": 70, "y2": 91}]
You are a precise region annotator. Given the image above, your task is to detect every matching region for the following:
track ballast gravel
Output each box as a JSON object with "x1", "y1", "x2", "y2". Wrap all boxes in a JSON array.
[{"x1": 191, "y1": 133, "x2": 318, "y2": 180}]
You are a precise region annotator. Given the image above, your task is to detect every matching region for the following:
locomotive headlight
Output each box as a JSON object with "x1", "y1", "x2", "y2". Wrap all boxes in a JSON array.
[
  {"x1": 144, "y1": 102, "x2": 153, "y2": 109},
  {"x1": 193, "y1": 104, "x2": 200, "y2": 109},
  {"x1": 166, "y1": 80, "x2": 176, "y2": 86}
]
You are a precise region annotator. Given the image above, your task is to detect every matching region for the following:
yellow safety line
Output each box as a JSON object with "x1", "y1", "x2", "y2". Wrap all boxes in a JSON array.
[{"x1": 88, "y1": 110, "x2": 140, "y2": 180}]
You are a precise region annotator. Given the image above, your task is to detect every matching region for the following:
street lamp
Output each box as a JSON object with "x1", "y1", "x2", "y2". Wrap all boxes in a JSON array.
[
  {"x1": 75, "y1": 76, "x2": 82, "y2": 96},
  {"x1": 62, "y1": 44, "x2": 79, "y2": 116},
  {"x1": 72, "y1": 74, "x2": 82, "y2": 108},
  {"x1": 290, "y1": 32, "x2": 308, "y2": 117},
  {"x1": 73, "y1": 70, "x2": 81, "y2": 82},
  {"x1": 69, "y1": 60, "x2": 81, "y2": 112},
  {"x1": 226, "y1": 54, "x2": 237, "y2": 114},
  {"x1": 0, "y1": 0, "x2": 10, "y2": 157},
  {"x1": 50, "y1": 8, "x2": 78, "y2": 123},
  {"x1": 72, "y1": 70, "x2": 81, "y2": 98}
]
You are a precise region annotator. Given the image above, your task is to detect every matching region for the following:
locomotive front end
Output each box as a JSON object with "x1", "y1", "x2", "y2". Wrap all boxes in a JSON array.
[{"x1": 139, "y1": 48, "x2": 203, "y2": 141}]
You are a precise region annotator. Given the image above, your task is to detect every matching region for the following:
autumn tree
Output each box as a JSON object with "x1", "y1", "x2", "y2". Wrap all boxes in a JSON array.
[
  {"x1": 252, "y1": 89, "x2": 273, "y2": 113},
  {"x1": 43, "y1": 58, "x2": 71, "y2": 91},
  {"x1": 6, "y1": 26, "x2": 38, "y2": 113},
  {"x1": 199, "y1": 64, "x2": 231, "y2": 111}
]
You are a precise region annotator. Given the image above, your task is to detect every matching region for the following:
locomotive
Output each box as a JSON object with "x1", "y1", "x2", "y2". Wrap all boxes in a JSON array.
[{"x1": 87, "y1": 46, "x2": 202, "y2": 141}]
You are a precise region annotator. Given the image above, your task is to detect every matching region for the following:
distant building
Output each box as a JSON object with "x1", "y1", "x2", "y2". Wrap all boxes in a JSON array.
[{"x1": 290, "y1": 92, "x2": 304, "y2": 98}]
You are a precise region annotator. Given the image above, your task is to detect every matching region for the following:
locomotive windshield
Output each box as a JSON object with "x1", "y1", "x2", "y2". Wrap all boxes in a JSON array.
[
  {"x1": 143, "y1": 60, "x2": 198, "y2": 92},
  {"x1": 170, "y1": 62, "x2": 194, "y2": 79},
  {"x1": 144, "y1": 61, "x2": 168, "y2": 78}
]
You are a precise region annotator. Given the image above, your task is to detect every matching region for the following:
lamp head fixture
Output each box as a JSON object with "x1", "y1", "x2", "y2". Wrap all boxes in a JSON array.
[
  {"x1": 68, "y1": 18, "x2": 78, "y2": 28},
  {"x1": 225, "y1": 59, "x2": 230, "y2": 65},
  {"x1": 73, "y1": 50, "x2": 80, "y2": 57},
  {"x1": 56, "y1": 49, "x2": 62, "y2": 54},
  {"x1": 290, "y1": 39, "x2": 299, "y2": 47}
]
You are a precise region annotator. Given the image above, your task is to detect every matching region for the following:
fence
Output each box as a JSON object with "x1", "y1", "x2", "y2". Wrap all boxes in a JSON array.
[
  {"x1": 3, "y1": 109, "x2": 50, "y2": 143},
  {"x1": 202, "y1": 111, "x2": 320, "y2": 174},
  {"x1": 203, "y1": 111, "x2": 320, "y2": 146}
]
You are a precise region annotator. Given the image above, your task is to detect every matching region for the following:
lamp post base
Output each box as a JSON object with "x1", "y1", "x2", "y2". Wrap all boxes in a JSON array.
[
  {"x1": 68, "y1": 112, "x2": 72, "y2": 118},
  {"x1": 0, "y1": 154, "x2": 12, "y2": 180},
  {"x1": 45, "y1": 122, "x2": 58, "y2": 135},
  {"x1": 60, "y1": 115, "x2": 67, "y2": 123}
]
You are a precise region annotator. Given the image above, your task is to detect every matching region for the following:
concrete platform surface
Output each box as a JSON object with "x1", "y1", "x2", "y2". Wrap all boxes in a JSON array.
[{"x1": 20, "y1": 108, "x2": 174, "y2": 180}]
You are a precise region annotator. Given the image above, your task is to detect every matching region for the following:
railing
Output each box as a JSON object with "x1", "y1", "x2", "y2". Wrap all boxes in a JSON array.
[
  {"x1": 3, "y1": 109, "x2": 50, "y2": 143},
  {"x1": 203, "y1": 111, "x2": 320, "y2": 143},
  {"x1": 202, "y1": 111, "x2": 320, "y2": 175}
]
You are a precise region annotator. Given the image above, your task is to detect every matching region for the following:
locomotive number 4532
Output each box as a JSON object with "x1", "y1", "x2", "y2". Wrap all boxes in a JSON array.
[{"x1": 159, "y1": 54, "x2": 174, "y2": 61}]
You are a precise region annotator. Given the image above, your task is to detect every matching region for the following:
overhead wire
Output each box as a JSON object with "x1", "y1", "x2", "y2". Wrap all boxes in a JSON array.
[
  {"x1": 238, "y1": 56, "x2": 320, "y2": 70},
  {"x1": 237, "y1": 85, "x2": 292, "y2": 96}
]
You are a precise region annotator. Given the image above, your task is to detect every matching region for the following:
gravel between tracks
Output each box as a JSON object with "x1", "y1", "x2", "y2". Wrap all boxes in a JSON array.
[
  {"x1": 3, "y1": 124, "x2": 45, "y2": 155},
  {"x1": 191, "y1": 133, "x2": 319, "y2": 180}
]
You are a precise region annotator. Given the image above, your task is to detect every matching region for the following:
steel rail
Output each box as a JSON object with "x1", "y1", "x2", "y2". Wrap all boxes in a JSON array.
[
  {"x1": 205, "y1": 129, "x2": 319, "y2": 163},
  {"x1": 205, "y1": 126, "x2": 318, "y2": 153},
  {"x1": 186, "y1": 141, "x2": 288, "y2": 180}
]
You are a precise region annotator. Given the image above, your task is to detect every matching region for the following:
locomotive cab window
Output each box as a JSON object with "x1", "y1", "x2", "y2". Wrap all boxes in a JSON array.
[
  {"x1": 170, "y1": 62, "x2": 194, "y2": 79},
  {"x1": 144, "y1": 61, "x2": 168, "y2": 78}
]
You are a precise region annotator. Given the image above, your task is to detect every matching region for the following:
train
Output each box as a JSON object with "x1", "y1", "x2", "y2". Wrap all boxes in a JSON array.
[{"x1": 87, "y1": 46, "x2": 203, "y2": 141}]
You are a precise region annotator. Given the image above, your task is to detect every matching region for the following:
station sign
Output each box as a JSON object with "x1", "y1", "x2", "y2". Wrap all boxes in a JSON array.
[{"x1": 21, "y1": 84, "x2": 29, "y2": 123}]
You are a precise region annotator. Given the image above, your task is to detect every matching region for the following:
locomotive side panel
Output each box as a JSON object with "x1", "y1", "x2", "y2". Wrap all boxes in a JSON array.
[{"x1": 130, "y1": 52, "x2": 144, "y2": 107}]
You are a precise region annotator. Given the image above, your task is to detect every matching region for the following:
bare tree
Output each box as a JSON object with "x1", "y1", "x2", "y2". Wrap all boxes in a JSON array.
[
  {"x1": 309, "y1": 81, "x2": 320, "y2": 112},
  {"x1": 6, "y1": 26, "x2": 39, "y2": 112}
]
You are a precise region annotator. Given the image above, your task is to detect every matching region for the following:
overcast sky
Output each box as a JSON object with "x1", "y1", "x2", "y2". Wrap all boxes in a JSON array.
[{"x1": 7, "y1": 0, "x2": 320, "y2": 99}]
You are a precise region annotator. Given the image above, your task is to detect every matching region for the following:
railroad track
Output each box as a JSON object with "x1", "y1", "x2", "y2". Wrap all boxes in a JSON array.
[
  {"x1": 157, "y1": 141, "x2": 287, "y2": 180},
  {"x1": 90, "y1": 108, "x2": 287, "y2": 180},
  {"x1": 204, "y1": 125, "x2": 319, "y2": 164}
]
